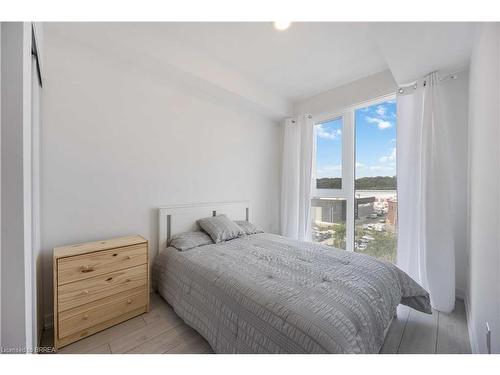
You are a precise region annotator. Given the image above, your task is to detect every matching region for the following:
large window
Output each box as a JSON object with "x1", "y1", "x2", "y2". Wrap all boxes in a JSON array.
[{"x1": 311, "y1": 96, "x2": 397, "y2": 262}]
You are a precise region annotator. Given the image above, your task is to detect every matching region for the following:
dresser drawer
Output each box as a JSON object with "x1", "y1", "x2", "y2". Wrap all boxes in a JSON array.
[
  {"x1": 57, "y1": 243, "x2": 147, "y2": 285},
  {"x1": 58, "y1": 264, "x2": 147, "y2": 312},
  {"x1": 58, "y1": 307, "x2": 147, "y2": 349},
  {"x1": 58, "y1": 288, "x2": 148, "y2": 339}
]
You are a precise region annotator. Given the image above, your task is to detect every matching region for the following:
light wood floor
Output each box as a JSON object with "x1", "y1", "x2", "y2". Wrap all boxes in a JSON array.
[
  {"x1": 41, "y1": 292, "x2": 471, "y2": 354},
  {"x1": 381, "y1": 300, "x2": 471, "y2": 354}
]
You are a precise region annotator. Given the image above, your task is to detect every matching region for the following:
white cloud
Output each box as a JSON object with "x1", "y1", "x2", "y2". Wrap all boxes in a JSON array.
[
  {"x1": 369, "y1": 165, "x2": 392, "y2": 171},
  {"x1": 316, "y1": 124, "x2": 342, "y2": 140},
  {"x1": 366, "y1": 116, "x2": 392, "y2": 130},
  {"x1": 375, "y1": 105, "x2": 387, "y2": 117},
  {"x1": 379, "y1": 147, "x2": 396, "y2": 163},
  {"x1": 356, "y1": 162, "x2": 365, "y2": 168},
  {"x1": 321, "y1": 165, "x2": 342, "y2": 171},
  {"x1": 316, "y1": 164, "x2": 342, "y2": 178}
]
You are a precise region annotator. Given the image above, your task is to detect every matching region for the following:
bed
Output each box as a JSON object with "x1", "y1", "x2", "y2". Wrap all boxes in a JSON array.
[{"x1": 153, "y1": 201, "x2": 431, "y2": 354}]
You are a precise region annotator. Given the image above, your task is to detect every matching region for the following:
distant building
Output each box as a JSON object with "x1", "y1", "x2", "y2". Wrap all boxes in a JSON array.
[
  {"x1": 311, "y1": 194, "x2": 397, "y2": 229},
  {"x1": 311, "y1": 196, "x2": 378, "y2": 225},
  {"x1": 354, "y1": 197, "x2": 376, "y2": 219},
  {"x1": 311, "y1": 198, "x2": 346, "y2": 224}
]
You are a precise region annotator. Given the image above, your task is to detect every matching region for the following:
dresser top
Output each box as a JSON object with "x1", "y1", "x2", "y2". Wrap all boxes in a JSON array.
[{"x1": 54, "y1": 235, "x2": 147, "y2": 259}]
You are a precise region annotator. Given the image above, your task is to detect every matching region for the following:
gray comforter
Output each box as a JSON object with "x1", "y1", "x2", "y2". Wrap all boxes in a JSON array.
[{"x1": 153, "y1": 233, "x2": 431, "y2": 354}]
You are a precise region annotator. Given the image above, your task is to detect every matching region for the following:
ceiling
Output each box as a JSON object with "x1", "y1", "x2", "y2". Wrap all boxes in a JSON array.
[
  {"x1": 46, "y1": 22, "x2": 477, "y2": 118},
  {"x1": 47, "y1": 22, "x2": 389, "y2": 101},
  {"x1": 373, "y1": 23, "x2": 476, "y2": 84},
  {"x1": 148, "y1": 22, "x2": 390, "y2": 101}
]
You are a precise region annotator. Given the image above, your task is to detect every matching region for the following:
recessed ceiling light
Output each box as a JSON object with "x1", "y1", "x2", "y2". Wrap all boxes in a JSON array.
[{"x1": 273, "y1": 21, "x2": 291, "y2": 31}]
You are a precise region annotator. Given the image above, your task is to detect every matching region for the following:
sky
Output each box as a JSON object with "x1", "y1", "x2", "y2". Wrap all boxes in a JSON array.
[{"x1": 315, "y1": 99, "x2": 396, "y2": 179}]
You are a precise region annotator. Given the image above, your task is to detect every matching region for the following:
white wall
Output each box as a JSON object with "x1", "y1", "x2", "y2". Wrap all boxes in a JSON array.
[
  {"x1": 466, "y1": 23, "x2": 500, "y2": 354},
  {"x1": 41, "y1": 29, "x2": 282, "y2": 323}
]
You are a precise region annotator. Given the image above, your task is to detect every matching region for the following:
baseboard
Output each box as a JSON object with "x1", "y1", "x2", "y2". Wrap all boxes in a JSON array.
[
  {"x1": 456, "y1": 288, "x2": 466, "y2": 300},
  {"x1": 463, "y1": 293, "x2": 480, "y2": 354}
]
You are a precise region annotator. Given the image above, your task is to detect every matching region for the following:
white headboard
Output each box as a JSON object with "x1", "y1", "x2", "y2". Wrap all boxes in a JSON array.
[{"x1": 158, "y1": 201, "x2": 251, "y2": 252}]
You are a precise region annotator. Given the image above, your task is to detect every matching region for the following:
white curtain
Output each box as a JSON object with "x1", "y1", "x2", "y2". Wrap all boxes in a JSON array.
[
  {"x1": 397, "y1": 72, "x2": 455, "y2": 312},
  {"x1": 281, "y1": 118, "x2": 301, "y2": 238},
  {"x1": 281, "y1": 115, "x2": 314, "y2": 241}
]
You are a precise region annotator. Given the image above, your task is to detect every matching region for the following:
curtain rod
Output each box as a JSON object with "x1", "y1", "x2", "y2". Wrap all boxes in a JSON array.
[
  {"x1": 289, "y1": 114, "x2": 312, "y2": 124},
  {"x1": 398, "y1": 69, "x2": 465, "y2": 94}
]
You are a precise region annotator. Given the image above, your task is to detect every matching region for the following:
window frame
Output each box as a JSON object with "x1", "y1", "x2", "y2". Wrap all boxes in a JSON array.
[{"x1": 310, "y1": 93, "x2": 396, "y2": 253}]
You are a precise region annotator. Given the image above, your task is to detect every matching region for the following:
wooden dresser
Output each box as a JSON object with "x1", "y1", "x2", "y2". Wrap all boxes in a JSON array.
[{"x1": 53, "y1": 235, "x2": 149, "y2": 350}]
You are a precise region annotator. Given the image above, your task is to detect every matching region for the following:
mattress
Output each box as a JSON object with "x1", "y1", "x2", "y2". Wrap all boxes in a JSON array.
[{"x1": 153, "y1": 233, "x2": 431, "y2": 354}]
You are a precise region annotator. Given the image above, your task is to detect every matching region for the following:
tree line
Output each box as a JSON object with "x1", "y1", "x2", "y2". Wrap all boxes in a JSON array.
[{"x1": 316, "y1": 176, "x2": 396, "y2": 190}]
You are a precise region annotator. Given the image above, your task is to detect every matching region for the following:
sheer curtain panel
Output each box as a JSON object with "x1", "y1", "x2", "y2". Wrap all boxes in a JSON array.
[
  {"x1": 397, "y1": 72, "x2": 455, "y2": 312},
  {"x1": 280, "y1": 115, "x2": 314, "y2": 241},
  {"x1": 280, "y1": 118, "x2": 301, "y2": 238}
]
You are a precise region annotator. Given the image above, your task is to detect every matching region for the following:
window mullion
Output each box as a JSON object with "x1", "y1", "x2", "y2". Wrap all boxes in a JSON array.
[{"x1": 344, "y1": 111, "x2": 355, "y2": 252}]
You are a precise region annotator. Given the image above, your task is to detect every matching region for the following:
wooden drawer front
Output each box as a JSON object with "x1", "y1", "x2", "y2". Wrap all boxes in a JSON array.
[
  {"x1": 58, "y1": 264, "x2": 147, "y2": 312},
  {"x1": 57, "y1": 243, "x2": 147, "y2": 285},
  {"x1": 58, "y1": 307, "x2": 147, "y2": 349},
  {"x1": 58, "y1": 289, "x2": 148, "y2": 339}
]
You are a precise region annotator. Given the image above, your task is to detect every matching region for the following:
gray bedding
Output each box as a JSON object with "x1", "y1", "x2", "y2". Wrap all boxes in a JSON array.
[{"x1": 153, "y1": 233, "x2": 431, "y2": 354}]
